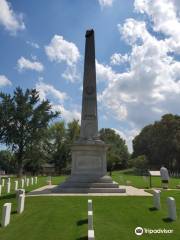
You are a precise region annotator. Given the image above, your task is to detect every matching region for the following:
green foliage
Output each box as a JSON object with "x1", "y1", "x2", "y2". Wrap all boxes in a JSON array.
[
  {"x1": 133, "y1": 114, "x2": 180, "y2": 171},
  {"x1": 99, "y1": 128, "x2": 129, "y2": 171},
  {"x1": 128, "y1": 155, "x2": 148, "y2": 175},
  {"x1": 0, "y1": 87, "x2": 59, "y2": 176},
  {"x1": 0, "y1": 150, "x2": 15, "y2": 173},
  {"x1": 46, "y1": 119, "x2": 80, "y2": 174}
]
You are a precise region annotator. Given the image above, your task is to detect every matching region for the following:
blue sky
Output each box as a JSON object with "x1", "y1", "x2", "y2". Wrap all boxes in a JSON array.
[{"x1": 0, "y1": 0, "x2": 180, "y2": 152}]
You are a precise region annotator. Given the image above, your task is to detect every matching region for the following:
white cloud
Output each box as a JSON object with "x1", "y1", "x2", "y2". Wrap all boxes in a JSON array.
[
  {"x1": 36, "y1": 81, "x2": 80, "y2": 122},
  {"x1": 98, "y1": 0, "x2": 114, "y2": 8},
  {"x1": 0, "y1": 75, "x2": 12, "y2": 86},
  {"x1": 110, "y1": 53, "x2": 129, "y2": 65},
  {"x1": 36, "y1": 81, "x2": 68, "y2": 103},
  {"x1": 45, "y1": 35, "x2": 80, "y2": 82},
  {"x1": 45, "y1": 35, "x2": 80, "y2": 66},
  {"x1": 17, "y1": 57, "x2": 44, "y2": 72},
  {"x1": 98, "y1": 0, "x2": 180, "y2": 150},
  {"x1": 134, "y1": 0, "x2": 180, "y2": 53},
  {"x1": 52, "y1": 104, "x2": 81, "y2": 123},
  {"x1": 0, "y1": 0, "x2": 25, "y2": 34},
  {"x1": 26, "y1": 41, "x2": 40, "y2": 49},
  {"x1": 113, "y1": 128, "x2": 140, "y2": 153}
]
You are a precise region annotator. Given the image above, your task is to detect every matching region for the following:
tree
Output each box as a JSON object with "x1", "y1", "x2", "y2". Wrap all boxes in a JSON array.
[
  {"x1": 99, "y1": 128, "x2": 129, "y2": 172},
  {"x1": 128, "y1": 155, "x2": 148, "y2": 175},
  {"x1": 133, "y1": 114, "x2": 180, "y2": 171},
  {"x1": 0, "y1": 87, "x2": 59, "y2": 176},
  {"x1": 0, "y1": 150, "x2": 15, "y2": 173}
]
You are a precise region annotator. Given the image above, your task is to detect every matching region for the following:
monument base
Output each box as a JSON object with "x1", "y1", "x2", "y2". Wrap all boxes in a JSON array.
[{"x1": 54, "y1": 143, "x2": 126, "y2": 193}]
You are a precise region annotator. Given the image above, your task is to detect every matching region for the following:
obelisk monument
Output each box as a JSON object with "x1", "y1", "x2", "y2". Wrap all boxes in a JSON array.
[{"x1": 55, "y1": 30, "x2": 125, "y2": 193}]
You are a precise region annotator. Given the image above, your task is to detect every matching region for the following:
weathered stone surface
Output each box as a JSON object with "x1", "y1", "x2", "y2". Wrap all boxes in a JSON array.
[
  {"x1": 31, "y1": 177, "x2": 34, "y2": 185},
  {"x1": 21, "y1": 179, "x2": 25, "y2": 188},
  {"x1": 88, "y1": 211, "x2": 93, "y2": 230},
  {"x1": 17, "y1": 194, "x2": 25, "y2": 214},
  {"x1": 167, "y1": 197, "x2": 177, "y2": 220},
  {"x1": 153, "y1": 190, "x2": 161, "y2": 210},
  {"x1": 16, "y1": 189, "x2": 25, "y2": 200},
  {"x1": 14, "y1": 181, "x2": 18, "y2": 191},
  {"x1": 26, "y1": 178, "x2": 29, "y2": 187},
  {"x1": 88, "y1": 199, "x2": 93, "y2": 211},
  {"x1": 6, "y1": 182, "x2": 10, "y2": 193},
  {"x1": 88, "y1": 230, "x2": 95, "y2": 240},
  {"x1": 1, "y1": 203, "x2": 11, "y2": 227}
]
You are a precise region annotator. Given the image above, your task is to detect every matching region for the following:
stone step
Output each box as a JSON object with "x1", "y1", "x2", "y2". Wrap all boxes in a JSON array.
[
  {"x1": 55, "y1": 187, "x2": 126, "y2": 193},
  {"x1": 61, "y1": 181, "x2": 119, "y2": 188}
]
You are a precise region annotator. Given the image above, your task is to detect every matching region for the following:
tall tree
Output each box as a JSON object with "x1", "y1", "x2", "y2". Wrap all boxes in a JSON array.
[
  {"x1": 133, "y1": 114, "x2": 180, "y2": 171},
  {"x1": 0, "y1": 87, "x2": 59, "y2": 176},
  {"x1": 99, "y1": 128, "x2": 129, "y2": 172}
]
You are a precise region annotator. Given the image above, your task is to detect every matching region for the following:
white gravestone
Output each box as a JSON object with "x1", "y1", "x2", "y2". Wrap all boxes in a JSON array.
[
  {"x1": 1, "y1": 203, "x2": 11, "y2": 227},
  {"x1": 88, "y1": 199, "x2": 93, "y2": 211},
  {"x1": 88, "y1": 230, "x2": 95, "y2": 240},
  {"x1": 21, "y1": 179, "x2": 25, "y2": 188},
  {"x1": 47, "y1": 176, "x2": 52, "y2": 185},
  {"x1": 35, "y1": 177, "x2": 37, "y2": 184},
  {"x1": 7, "y1": 178, "x2": 11, "y2": 183},
  {"x1": 88, "y1": 211, "x2": 93, "y2": 230},
  {"x1": 6, "y1": 182, "x2": 11, "y2": 193},
  {"x1": 153, "y1": 190, "x2": 161, "y2": 210},
  {"x1": 167, "y1": 197, "x2": 177, "y2": 220},
  {"x1": 26, "y1": 178, "x2": 29, "y2": 187},
  {"x1": 16, "y1": 189, "x2": 25, "y2": 200},
  {"x1": 160, "y1": 166, "x2": 169, "y2": 189},
  {"x1": 0, "y1": 185, "x2": 2, "y2": 196},
  {"x1": 17, "y1": 194, "x2": 25, "y2": 214},
  {"x1": 14, "y1": 181, "x2": 18, "y2": 191},
  {"x1": 31, "y1": 177, "x2": 34, "y2": 185}
]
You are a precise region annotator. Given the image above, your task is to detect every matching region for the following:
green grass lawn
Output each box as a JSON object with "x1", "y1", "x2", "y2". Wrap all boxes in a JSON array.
[
  {"x1": 0, "y1": 176, "x2": 66, "y2": 196},
  {"x1": 112, "y1": 170, "x2": 180, "y2": 189},
  {"x1": 0, "y1": 173, "x2": 180, "y2": 239},
  {"x1": 0, "y1": 191, "x2": 180, "y2": 240}
]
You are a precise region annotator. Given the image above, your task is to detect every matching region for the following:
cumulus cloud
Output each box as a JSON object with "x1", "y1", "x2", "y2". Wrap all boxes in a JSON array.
[
  {"x1": 45, "y1": 35, "x2": 80, "y2": 66},
  {"x1": 45, "y1": 35, "x2": 80, "y2": 82},
  {"x1": 98, "y1": 0, "x2": 180, "y2": 151},
  {"x1": 36, "y1": 80, "x2": 80, "y2": 122},
  {"x1": 26, "y1": 41, "x2": 40, "y2": 49},
  {"x1": 0, "y1": 75, "x2": 12, "y2": 86},
  {"x1": 36, "y1": 81, "x2": 68, "y2": 103},
  {"x1": 17, "y1": 57, "x2": 44, "y2": 72},
  {"x1": 0, "y1": 0, "x2": 25, "y2": 34},
  {"x1": 110, "y1": 53, "x2": 129, "y2": 65},
  {"x1": 98, "y1": 0, "x2": 114, "y2": 8}
]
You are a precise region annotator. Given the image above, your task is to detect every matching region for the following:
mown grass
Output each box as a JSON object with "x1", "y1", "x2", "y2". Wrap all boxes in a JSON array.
[
  {"x1": 112, "y1": 170, "x2": 180, "y2": 189},
  {"x1": 0, "y1": 191, "x2": 180, "y2": 240}
]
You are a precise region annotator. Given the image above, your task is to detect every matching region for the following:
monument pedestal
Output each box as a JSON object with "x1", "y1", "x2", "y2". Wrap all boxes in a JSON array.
[{"x1": 54, "y1": 143, "x2": 126, "y2": 193}]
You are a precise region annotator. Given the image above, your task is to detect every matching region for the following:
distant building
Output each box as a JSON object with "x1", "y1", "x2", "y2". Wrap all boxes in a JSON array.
[{"x1": 41, "y1": 163, "x2": 56, "y2": 175}]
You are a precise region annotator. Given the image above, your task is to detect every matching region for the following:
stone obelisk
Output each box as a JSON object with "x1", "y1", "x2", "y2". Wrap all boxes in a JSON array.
[
  {"x1": 55, "y1": 30, "x2": 125, "y2": 193},
  {"x1": 80, "y1": 29, "x2": 98, "y2": 141}
]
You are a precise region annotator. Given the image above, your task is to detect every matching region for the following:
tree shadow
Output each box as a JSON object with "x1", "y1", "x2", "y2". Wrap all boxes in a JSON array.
[
  {"x1": 149, "y1": 207, "x2": 158, "y2": 211},
  {"x1": 0, "y1": 194, "x2": 16, "y2": 200},
  {"x1": 77, "y1": 219, "x2": 88, "y2": 226},
  {"x1": 76, "y1": 237, "x2": 88, "y2": 240},
  {"x1": 162, "y1": 217, "x2": 174, "y2": 223},
  {"x1": 11, "y1": 210, "x2": 17, "y2": 215}
]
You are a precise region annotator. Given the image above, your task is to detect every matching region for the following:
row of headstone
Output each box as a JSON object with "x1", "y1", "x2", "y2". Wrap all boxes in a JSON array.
[
  {"x1": 0, "y1": 177, "x2": 38, "y2": 196},
  {"x1": 88, "y1": 199, "x2": 95, "y2": 240},
  {"x1": 169, "y1": 172, "x2": 180, "y2": 177},
  {"x1": 1, "y1": 189, "x2": 25, "y2": 227},
  {"x1": 153, "y1": 190, "x2": 177, "y2": 220}
]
